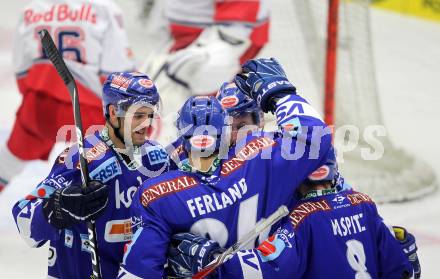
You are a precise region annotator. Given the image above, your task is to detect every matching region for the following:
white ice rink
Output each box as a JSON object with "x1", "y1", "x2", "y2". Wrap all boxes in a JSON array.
[{"x1": 0, "y1": 2, "x2": 439, "y2": 278}]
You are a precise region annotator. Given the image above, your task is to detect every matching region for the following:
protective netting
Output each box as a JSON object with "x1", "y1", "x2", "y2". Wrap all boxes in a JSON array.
[{"x1": 260, "y1": 0, "x2": 437, "y2": 202}]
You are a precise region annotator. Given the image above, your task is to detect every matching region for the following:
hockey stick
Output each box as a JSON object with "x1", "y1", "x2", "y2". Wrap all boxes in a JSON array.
[
  {"x1": 193, "y1": 205, "x2": 290, "y2": 279},
  {"x1": 39, "y1": 29, "x2": 102, "y2": 279}
]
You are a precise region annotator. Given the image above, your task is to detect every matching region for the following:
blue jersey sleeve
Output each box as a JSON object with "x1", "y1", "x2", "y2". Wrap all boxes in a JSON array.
[
  {"x1": 271, "y1": 94, "x2": 332, "y2": 186},
  {"x1": 119, "y1": 186, "x2": 172, "y2": 278},
  {"x1": 374, "y1": 211, "x2": 413, "y2": 278},
  {"x1": 11, "y1": 147, "x2": 80, "y2": 247}
]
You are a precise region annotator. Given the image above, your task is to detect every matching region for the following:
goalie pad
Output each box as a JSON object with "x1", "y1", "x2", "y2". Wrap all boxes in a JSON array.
[{"x1": 164, "y1": 25, "x2": 252, "y2": 95}]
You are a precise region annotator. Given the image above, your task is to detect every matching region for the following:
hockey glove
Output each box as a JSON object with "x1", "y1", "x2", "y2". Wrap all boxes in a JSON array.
[
  {"x1": 393, "y1": 226, "x2": 421, "y2": 279},
  {"x1": 42, "y1": 180, "x2": 109, "y2": 229},
  {"x1": 234, "y1": 57, "x2": 297, "y2": 113},
  {"x1": 167, "y1": 232, "x2": 224, "y2": 278},
  {"x1": 165, "y1": 25, "x2": 251, "y2": 95}
]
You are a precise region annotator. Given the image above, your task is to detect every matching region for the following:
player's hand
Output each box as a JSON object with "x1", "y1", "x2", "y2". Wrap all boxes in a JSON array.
[
  {"x1": 234, "y1": 57, "x2": 297, "y2": 113},
  {"x1": 167, "y1": 232, "x2": 223, "y2": 278},
  {"x1": 42, "y1": 180, "x2": 109, "y2": 229},
  {"x1": 393, "y1": 226, "x2": 421, "y2": 279}
]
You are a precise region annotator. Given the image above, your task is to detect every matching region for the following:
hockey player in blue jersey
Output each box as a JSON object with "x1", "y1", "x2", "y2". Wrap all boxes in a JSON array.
[
  {"x1": 12, "y1": 72, "x2": 169, "y2": 279},
  {"x1": 117, "y1": 58, "x2": 334, "y2": 278},
  {"x1": 167, "y1": 81, "x2": 264, "y2": 168},
  {"x1": 168, "y1": 158, "x2": 421, "y2": 279}
]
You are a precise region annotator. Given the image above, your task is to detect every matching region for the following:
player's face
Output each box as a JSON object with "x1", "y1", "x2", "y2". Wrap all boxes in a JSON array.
[
  {"x1": 231, "y1": 113, "x2": 259, "y2": 144},
  {"x1": 120, "y1": 106, "x2": 155, "y2": 146}
]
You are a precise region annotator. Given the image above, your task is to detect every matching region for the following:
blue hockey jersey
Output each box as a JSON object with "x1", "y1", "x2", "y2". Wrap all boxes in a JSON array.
[
  {"x1": 118, "y1": 94, "x2": 334, "y2": 278},
  {"x1": 217, "y1": 189, "x2": 413, "y2": 279},
  {"x1": 12, "y1": 128, "x2": 169, "y2": 279}
]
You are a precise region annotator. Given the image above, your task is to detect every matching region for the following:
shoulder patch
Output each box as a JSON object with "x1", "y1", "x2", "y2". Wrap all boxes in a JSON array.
[
  {"x1": 221, "y1": 137, "x2": 275, "y2": 176},
  {"x1": 346, "y1": 191, "x2": 374, "y2": 206},
  {"x1": 141, "y1": 175, "x2": 198, "y2": 207},
  {"x1": 145, "y1": 145, "x2": 169, "y2": 166},
  {"x1": 289, "y1": 200, "x2": 331, "y2": 229},
  {"x1": 85, "y1": 142, "x2": 109, "y2": 163},
  {"x1": 90, "y1": 156, "x2": 122, "y2": 183}
]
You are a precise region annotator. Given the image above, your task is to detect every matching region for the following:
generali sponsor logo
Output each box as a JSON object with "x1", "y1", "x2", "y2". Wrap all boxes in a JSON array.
[
  {"x1": 24, "y1": 4, "x2": 97, "y2": 26},
  {"x1": 141, "y1": 176, "x2": 198, "y2": 207},
  {"x1": 72, "y1": 142, "x2": 109, "y2": 170},
  {"x1": 289, "y1": 200, "x2": 331, "y2": 228},
  {"x1": 221, "y1": 137, "x2": 275, "y2": 176},
  {"x1": 346, "y1": 192, "x2": 373, "y2": 206},
  {"x1": 85, "y1": 142, "x2": 109, "y2": 162}
]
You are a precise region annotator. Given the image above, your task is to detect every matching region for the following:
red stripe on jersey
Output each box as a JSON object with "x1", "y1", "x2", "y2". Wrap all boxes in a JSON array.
[
  {"x1": 214, "y1": 1, "x2": 260, "y2": 23},
  {"x1": 16, "y1": 62, "x2": 100, "y2": 106},
  {"x1": 169, "y1": 24, "x2": 203, "y2": 52}
]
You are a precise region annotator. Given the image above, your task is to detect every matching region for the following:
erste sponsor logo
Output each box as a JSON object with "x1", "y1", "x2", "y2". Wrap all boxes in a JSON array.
[{"x1": 90, "y1": 157, "x2": 122, "y2": 183}]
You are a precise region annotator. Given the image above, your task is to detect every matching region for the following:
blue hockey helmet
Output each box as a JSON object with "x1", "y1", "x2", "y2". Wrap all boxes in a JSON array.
[
  {"x1": 102, "y1": 72, "x2": 160, "y2": 119},
  {"x1": 216, "y1": 82, "x2": 261, "y2": 125},
  {"x1": 175, "y1": 96, "x2": 229, "y2": 153},
  {"x1": 305, "y1": 147, "x2": 339, "y2": 185}
]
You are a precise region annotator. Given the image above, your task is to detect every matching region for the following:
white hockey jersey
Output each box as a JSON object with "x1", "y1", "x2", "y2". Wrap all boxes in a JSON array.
[
  {"x1": 13, "y1": 0, "x2": 135, "y2": 104},
  {"x1": 162, "y1": 0, "x2": 270, "y2": 52}
]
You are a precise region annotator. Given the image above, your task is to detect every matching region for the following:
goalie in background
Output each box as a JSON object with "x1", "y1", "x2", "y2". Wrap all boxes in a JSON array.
[
  {"x1": 143, "y1": 0, "x2": 270, "y2": 96},
  {"x1": 140, "y1": 0, "x2": 270, "y2": 143},
  {"x1": 0, "y1": 0, "x2": 135, "y2": 193}
]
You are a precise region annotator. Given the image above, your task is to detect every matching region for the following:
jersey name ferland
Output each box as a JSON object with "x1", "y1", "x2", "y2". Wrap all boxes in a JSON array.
[{"x1": 119, "y1": 94, "x2": 334, "y2": 278}]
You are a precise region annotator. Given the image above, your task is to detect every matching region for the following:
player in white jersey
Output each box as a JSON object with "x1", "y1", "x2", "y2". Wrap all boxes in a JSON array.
[{"x1": 0, "y1": 0, "x2": 135, "y2": 193}]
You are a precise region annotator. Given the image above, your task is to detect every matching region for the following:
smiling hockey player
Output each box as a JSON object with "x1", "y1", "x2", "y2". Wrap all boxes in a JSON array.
[
  {"x1": 12, "y1": 72, "x2": 169, "y2": 279},
  {"x1": 117, "y1": 58, "x2": 333, "y2": 278},
  {"x1": 0, "y1": 0, "x2": 136, "y2": 193}
]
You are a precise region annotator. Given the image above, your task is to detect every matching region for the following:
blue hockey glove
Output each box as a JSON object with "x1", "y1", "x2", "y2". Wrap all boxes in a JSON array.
[
  {"x1": 234, "y1": 57, "x2": 296, "y2": 113},
  {"x1": 167, "y1": 232, "x2": 224, "y2": 278},
  {"x1": 42, "y1": 180, "x2": 109, "y2": 229},
  {"x1": 393, "y1": 226, "x2": 421, "y2": 279}
]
